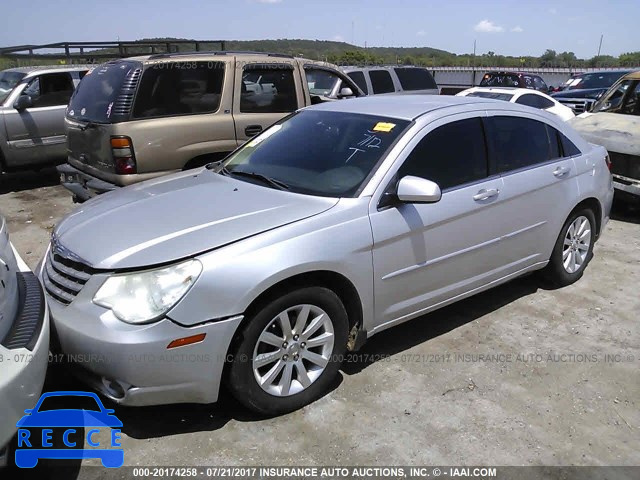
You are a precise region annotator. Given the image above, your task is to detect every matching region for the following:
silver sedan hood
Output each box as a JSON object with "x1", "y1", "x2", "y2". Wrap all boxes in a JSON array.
[{"x1": 53, "y1": 169, "x2": 339, "y2": 270}]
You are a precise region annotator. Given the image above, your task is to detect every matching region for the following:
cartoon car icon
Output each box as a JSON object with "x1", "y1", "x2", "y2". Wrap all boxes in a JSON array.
[{"x1": 15, "y1": 391, "x2": 124, "y2": 468}]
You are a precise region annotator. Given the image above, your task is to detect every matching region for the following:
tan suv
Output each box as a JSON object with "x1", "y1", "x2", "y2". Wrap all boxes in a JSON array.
[{"x1": 59, "y1": 52, "x2": 363, "y2": 202}]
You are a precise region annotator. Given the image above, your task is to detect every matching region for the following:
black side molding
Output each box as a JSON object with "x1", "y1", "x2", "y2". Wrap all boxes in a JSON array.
[{"x1": 1, "y1": 272, "x2": 46, "y2": 351}]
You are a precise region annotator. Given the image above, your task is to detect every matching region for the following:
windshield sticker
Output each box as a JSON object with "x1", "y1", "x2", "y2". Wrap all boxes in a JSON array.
[
  {"x1": 80, "y1": 108, "x2": 86, "y2": 116},
  {"x1": 68, "y1": 110, "x2": 74, "y2": 116},
  {"x1": 106, "y1": 102, "x2": 113, "y2": 118},
  {"x1": 372, "y1": 122, "x2": 396, "y2": 133}
]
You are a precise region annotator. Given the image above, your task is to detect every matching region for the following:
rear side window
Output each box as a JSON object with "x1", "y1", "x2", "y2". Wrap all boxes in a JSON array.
[
  {"x1": 560, "y1": 133, "x2": 581, "y2": 156},
  {"x1": 393, "y1": 68, "x2": 437, "y2": 91},
  {"x1": 398, "y1": 117, "x2": 488, "y2": 190},
  {"x1": 240, "y1": 66, "x2": 298, "y2": 113},
  {"x1": 487, "y1": 116, "x2": 557, "y2": 173},
  {"x1": 25, "y1": 73, "x2": 74, "y2": 108},
  {"x1": 69, "y1": 61, "x2": 141, "y2": 123},
  {"x1": 534, "y1": 76, "x2": 548, "y2": 91},
  {"x1": 133, "y1": 62, "x2": 224, "y2": 118},
  {"x1": 369, "y1": 70, "x2": 395, "y2": 94},
  {"x1": 347, "y1": 71, "x2": 368, "y2": 94}
]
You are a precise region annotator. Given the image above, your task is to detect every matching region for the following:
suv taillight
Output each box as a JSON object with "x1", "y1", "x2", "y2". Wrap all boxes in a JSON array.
[
  {"x1": 605, "y1": 155, "x2": 612, "y2": 171},
  {"x1": 111, "y1": 136, "x2": 136, "y2": 174}
]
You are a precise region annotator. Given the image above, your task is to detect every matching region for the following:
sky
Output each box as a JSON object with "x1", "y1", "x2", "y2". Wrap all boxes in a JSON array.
[{"x1": 2, "y1": 0, "x2": 639, "y2": 59}]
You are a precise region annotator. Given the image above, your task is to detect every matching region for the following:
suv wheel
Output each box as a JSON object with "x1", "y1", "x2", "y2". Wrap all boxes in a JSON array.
[
  {"x1": 227, "y1": 287, "x2": 348, "y2": 415},
  {"x1": 543, "y1": 208, "x2": 596, "y2": 287}
]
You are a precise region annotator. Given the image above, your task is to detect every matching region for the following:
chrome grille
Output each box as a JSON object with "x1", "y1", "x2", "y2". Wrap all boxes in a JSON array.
[
  {"x1": 557, "y1": 98, "x2": 595, "y2": 115},
  {"x1": 43, "y1": 250, "x2": 96, "y2": 305}
]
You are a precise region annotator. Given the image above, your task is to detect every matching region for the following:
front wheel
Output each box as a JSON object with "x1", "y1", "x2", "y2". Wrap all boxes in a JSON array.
[
  {"x1": 227, "y1": 287, "x2": 349, "y2": 415},
  {"x1": 542, "y1": 208, "x2": 596, "y2": 287}
]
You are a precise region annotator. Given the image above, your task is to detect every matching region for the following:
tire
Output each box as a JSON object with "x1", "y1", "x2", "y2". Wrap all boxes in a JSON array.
[
  {"x1": 542, "y1": 208, "x2": 596, "y2": 288},
  {"x1": 227, "y1": 287, "x2": 349, "y2": 415}
]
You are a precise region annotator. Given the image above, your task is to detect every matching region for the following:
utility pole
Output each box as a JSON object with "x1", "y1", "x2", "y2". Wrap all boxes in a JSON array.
[
  {"x1": 472, "y1": 39, "x2": 476, "y2": 67},
  {"x1": 597, "y1": 34, "x2": 603, "y2": 57}
]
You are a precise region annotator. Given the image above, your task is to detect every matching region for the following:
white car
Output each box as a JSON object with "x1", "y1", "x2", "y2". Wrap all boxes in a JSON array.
[
  {"x1": 457, "y1": 87, "x2": 575, "y2": 121},
  {"x1": 0, "y1": 215, "x2": 49, "y2": 466}
]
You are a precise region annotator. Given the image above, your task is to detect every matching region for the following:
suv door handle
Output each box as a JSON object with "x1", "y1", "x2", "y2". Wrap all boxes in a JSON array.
[
  {"x1": 553, "y1": 166, "x2": 570, "y2": 177},
  {"x1": 245, "y1": 125, "x2": 263, "y2": 137},
  {"x1": 473, "y1": 188, "x2": 500, "y2": 201}
]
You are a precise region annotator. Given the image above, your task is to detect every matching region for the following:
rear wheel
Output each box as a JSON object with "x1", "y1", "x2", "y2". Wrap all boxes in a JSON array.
[
  {"x1": 542, "y1": 208, "x2": 596, "y2": 287},
  {"x1": 227, "y1": 287, "x2": 348, "y2": 415}
]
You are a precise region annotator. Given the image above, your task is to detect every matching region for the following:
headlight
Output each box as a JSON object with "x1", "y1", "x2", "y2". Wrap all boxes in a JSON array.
[{"x1": 93, "y1": 259, "x2": 203, "y2": 324}]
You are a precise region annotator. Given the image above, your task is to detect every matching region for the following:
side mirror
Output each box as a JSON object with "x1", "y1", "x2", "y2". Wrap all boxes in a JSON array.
[
  {"x1": 338, "y1": 87, "x2": 354, "y2": 98},
  {"x1": 14, "y1": 95, "x2": 33, "y2": 110},
  {"x1": 397, "y1": 176, "x2": 441, "y2": 203}
]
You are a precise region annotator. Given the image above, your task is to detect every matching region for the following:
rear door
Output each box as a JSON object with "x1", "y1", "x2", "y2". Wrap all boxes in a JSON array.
[
  {"x1": 4, "y1": 72, "x2": 74, "y2": 167},
  {"x1": 484, "y1": 112, "x2": 580, "y2": 269},
  {"x1": 232, "y1": 59, "x2": 303, "y2": 143}
]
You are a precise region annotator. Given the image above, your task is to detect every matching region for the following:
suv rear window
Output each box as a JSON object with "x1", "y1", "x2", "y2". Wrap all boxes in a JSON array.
[
  {"x1": 133, "y1": 62, "x2": 225, "y2": 118},
  {"x1": 393, "y1": 68, "x2": 437, "y2": 90},
  {"x1": 68, "y1": 61, "x2": 141, "y2": 123}
]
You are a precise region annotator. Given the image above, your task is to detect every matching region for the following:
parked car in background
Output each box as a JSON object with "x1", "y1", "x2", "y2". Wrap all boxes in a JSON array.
[
  {"x1": 342, "y1": 66, "x2": 439, "y2": 96},
  {"x1": 40, "y1": 95, "x2": 612, "y2": 415},
  {"x1": 456, "y1": 87, "x2": 574, "y2": 121},
  {"x1": 479, "y1": 71, "x2": 549, "y2": 93},
  {"x1": 551, "y1": 70, "x2": 632, "y2": 114},
  {"x1": 59, "y1": 52, "x2": 363, "y2": 202},
  {"x1": 570, "y1": 70, "x2": 640, "y2": 202},
  {"x1": 0, "y1": 215, "x2": 49, "y2": 466},
  {"x1": 0, "y1": 65, "x2": 89, "y2": 174}
]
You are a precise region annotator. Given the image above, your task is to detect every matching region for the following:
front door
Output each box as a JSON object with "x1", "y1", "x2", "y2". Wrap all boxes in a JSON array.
[
  {"x1": 232, "y1": 60, "x2": 303, "y2": 144},
  {"x1": 4, "y1": 72, "x2": 75, "y2": 167},
  {"x1": 369, "y1": 115, "x2": 508, "y2": 332}
]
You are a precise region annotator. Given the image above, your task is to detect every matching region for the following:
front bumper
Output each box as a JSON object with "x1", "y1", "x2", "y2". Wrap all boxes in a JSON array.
[
  {"x1": 44, "y1": 279, "x2": 243, "y2": 406},
  {"x1": 0, "y1": 271, "x2": 50, "y2": 463},
  {"x1": 57, "y1": 163, "x2": 116, "y2": 203}
]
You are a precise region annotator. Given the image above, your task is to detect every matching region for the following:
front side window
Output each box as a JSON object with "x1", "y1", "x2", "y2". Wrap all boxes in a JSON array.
[
  {"x1": 222, "y1": 110, "x2": 410, "y2": 197},
  {"x1": 369, "y1": 70, "x2": 395, "y2": 94},
  {"x1": 487, "y1": 116, "x2": 557, "y2": 173},
  {"x1": 305, "y1": 68, "x2": 341, "y2": 97},
  {"x1": 393, "y1": 68, "x2": 437, "y2": 91},
  {"x1": 347, "y1": 71, "x2": 368, "y2": 94},
  {"x1": 240, "y1": 66, "x2": 298, "y2": 113},
  {"x1": 133, "y1": 62, "x2": 224, "y2": 118},
  {"x1": 620, "y1": 81, "x2": 640, "y2": 115},
  {"x1": 533, "y1": 77, "x2": 548, "y2": 91},
  {"x1": 0, "y1": 71, "x2": 26, "y2": 104},
  {"x1": 397, "y1": 117, "x2": 488, "y2": 190},
  {"x1": 23, "y1": 73, "x2": 74, "y2": 108}
]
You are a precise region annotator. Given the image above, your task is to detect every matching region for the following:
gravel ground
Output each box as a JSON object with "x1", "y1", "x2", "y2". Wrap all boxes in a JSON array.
[{"x1": 1, "y1": 168, "x2": 638, "y2": 478}]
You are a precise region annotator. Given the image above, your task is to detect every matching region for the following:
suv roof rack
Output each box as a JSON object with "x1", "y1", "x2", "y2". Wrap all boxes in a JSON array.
[{"x1": 147, "y1": 50, "x2": 295, "y2": 60}]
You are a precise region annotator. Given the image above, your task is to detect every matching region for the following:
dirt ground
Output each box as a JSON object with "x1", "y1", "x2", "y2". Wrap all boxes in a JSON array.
[{"x1": 1, "y1": 168, "x2": 639, "y2": 478}]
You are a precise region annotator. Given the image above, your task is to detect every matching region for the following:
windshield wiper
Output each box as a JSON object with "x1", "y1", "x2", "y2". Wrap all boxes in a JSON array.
[{"x1": 224, "y1": 169, "x2": 290, "y2": 191}]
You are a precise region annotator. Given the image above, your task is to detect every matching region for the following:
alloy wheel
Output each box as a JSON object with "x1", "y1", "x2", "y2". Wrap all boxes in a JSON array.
[{"x1": 562, "y1": 215, "x2": 591, "y2": 274}]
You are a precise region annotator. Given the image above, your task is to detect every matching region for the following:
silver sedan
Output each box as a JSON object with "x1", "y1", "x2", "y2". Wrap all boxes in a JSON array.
[{"x1": 38, "y1": 95, "x2": 614, "y2": 415}]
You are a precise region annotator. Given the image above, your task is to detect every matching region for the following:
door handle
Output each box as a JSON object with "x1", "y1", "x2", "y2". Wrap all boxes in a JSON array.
[
  {"x1": 553, "y1": 166, "x2": 570, "y2": 177},
  {"x1": 473, "y1": 188, "x2": 499, "y2": 201},
  {"x1": 244, "y1": 125, "x2": 263, "y2": 137}
]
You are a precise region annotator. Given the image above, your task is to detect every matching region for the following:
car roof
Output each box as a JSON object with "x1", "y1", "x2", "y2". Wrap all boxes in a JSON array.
[
  {"x1": 307, "y1": 94, "x2": 521, "y2": 120},
  {"x1": 485, "y1": 71, "x2": 540, "y2": 77},
  {"x1": 2, "y1": 64, "x2": 91, "y2": 77},
  {"x1": 464, "y1": 86, "x2": 544, "y2": 95},
  {"x1": 620, "y1": 70, "x2": 640, "y2": 80}
]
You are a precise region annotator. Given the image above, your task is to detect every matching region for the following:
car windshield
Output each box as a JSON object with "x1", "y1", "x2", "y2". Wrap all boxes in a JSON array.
[
  {"x1": 466, "y1": 91, "x2": 514, "y2": 101},
  {"x1": 220, "y1": 110, "x2": 410, "y2": 197},
  {"x1": 67, "y1": 61, "x2": 141, "y2": 123},
  {"x1": 480, "y1": 74, "x2": 520, "y2": 87},
  {"x1": 571, "y1": 72, "x2": 626, "y2": 89},
  {"x1": 0, "y1": 71, "x2": 26, "y2": 103}
]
